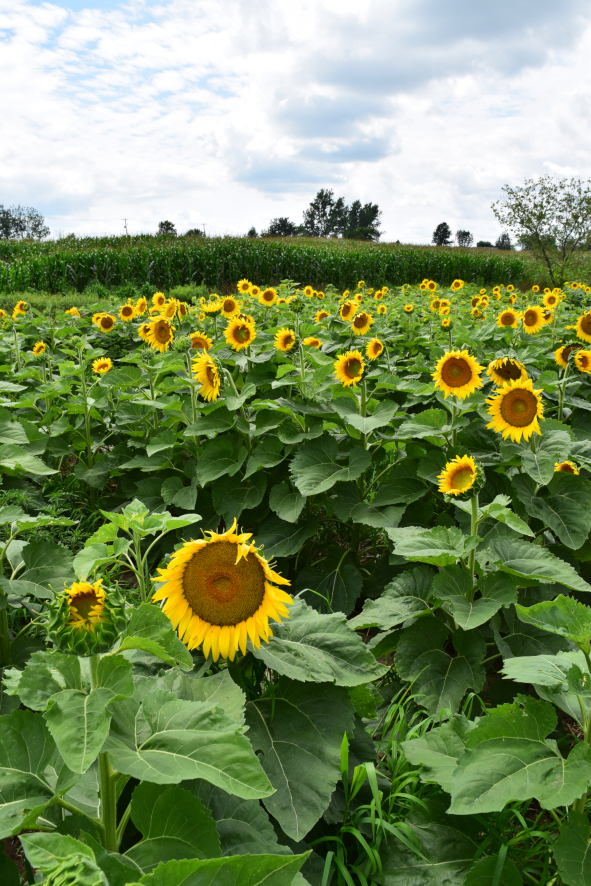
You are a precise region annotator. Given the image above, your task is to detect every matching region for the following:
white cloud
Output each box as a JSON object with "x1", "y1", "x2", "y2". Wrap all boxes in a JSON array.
[{"x1": 0, "y1": 0, "x2": 589, "y2": 242}]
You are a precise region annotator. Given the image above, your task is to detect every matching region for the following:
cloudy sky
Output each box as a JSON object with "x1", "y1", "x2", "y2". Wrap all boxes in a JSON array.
[{"x1": 1, "y1": 0, "x2": 590, "y2": 243}]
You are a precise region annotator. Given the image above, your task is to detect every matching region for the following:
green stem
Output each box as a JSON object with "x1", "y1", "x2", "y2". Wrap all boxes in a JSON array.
[
  {"x1": 467, "y1": 493, "x2": 479, "y2": 587},
  {"x1": 12, "y1": 325, "x2": 21, "y2": 371},
  {"x1": 451, "y1": 404, "x2": 457, "y2": 447},
  {"x1": 298, "y1": 344, "x2": 306, "y2": 399},
  {"x1": 133, "y1": 532, "x2": 147, "y2": 603},
  {"x1": 0, "y1": 607, "x2": 11, "y2": 667},
  {"x1": 90, "y1": 655, "x2": 119, "y2": 851},
  {"x1": 359, "y1": 380, "x2": 368, "y2": 448},
  {"x1": 558, "y1": 363, "x2": 570, "y2": 423}
]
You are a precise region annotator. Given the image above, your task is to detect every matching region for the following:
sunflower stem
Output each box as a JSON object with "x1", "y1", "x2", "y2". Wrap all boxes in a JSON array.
[
  {"x1": 132, "y1": 530, "x2": 147, "y2": 603},
  {"x1": 467, "y1": 493, "x2": 479, "y2": 586},
  {"x1": 90, "y1": 655, "x2": 119, "y2": 851},
  {"x1": 451, "y1": 405, "x2": 457, "y2": 447},
  {"x1": 299, "y1": 344, "x2": 306, "y2": 399},
  {"x1": 0, "y1": 608, "x2": 11, "y2": 667},
  {"x1": 558, "y1": 362, "x2": 570, "y2": 423}
]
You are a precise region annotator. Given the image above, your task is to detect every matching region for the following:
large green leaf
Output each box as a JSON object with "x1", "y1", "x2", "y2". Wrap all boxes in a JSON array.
[
  {"x1": 125, "y1": 783, "x2": 220, "y2": 872},
  {"x1": 0, "y1": 444, "x2": 56, "y2": 476},
  {"x1": 401, "y1": 715, "x2": 473, "y2": 793},
  {"x1": 520, "y1": 449, "x2": 555, "y2": 485},
  {"x1": 487, "y1": 538, "x2": 591, "y2": 593},
  {"x1": 554, "y1": 812, "x2": 591, "y2": 886},
  {"x1": 527, "y1": 473, "x2": 591, "y2": 549},
  {"x1": 197, "y1": 438, "x2": 247, "y2": 484},
  {"x1": 387, "y1": 526, "x2": 467, "y2": 567},
  {"x1": 396, "y1": 619, "x2": 486, "y2": 717},
  {"x1": 268, "y1": 483, "x2": 306, "y2": 524},
  {"x1": 246, "y1": 680, "x2": 355, "y2": 840},
  {"x1": 463, "y1": 854, "x2": 522, "y2": 886},
  {"x1": 151, "y1": 670, "x2": 246, "y2": 727},
  {"x1": 251, "y1": 598, "x2": 387, "y2": 686},
  {"x1": 449, "y1": 697, "x2": 591, "y2": 813},
  {"x1": 332, "y1": 397, "x2": 398, "y2": 434},
  {"x1": 44, "y1": 688, "x2": 115, "y2": 774},
  {"x1": 396, "y1": 408, "x2": 448, "y2": 439},
  {"x1": 131, "y1": 853, "x2": 308, "y2": 886},
  {"x1": 0, "y1": 421, "x2": 28, "y2": 445},
  {"x1": 115, "y1": 604, "x2": 193, "y2": 670},
  {"x1": 255, "y1": 516, "x2": 318, "y2": 559},
  {"x1": 515, "y1": 595, "x2": 591, "y2": 652},
  {"x1": 212, "y1": 475, "x2": 266, "y2": 524},
  {"x1": 0, "y1": 709, "x2": 79, "y2": 838},
  {"x1": 7, "y1": 650, "x2": 83, "y2": 711},
  {"x1": 105, "y1": 690, "x2": 273, "y2": 799},
  {"x1": 350, "y1": 566, "x2": 434, "y2": 630},
  {"x1": 13, "y1": 540, "x2": 75, "y2": 593},
  {"x1": 289, "y1": 435, "x2": 371, "y2": 496}
]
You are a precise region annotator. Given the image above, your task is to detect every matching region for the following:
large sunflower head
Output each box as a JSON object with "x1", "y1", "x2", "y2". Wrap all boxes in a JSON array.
[
  {"x1": 433, "y1": 349, "x2": 484, "y2": 399},
  {"x1": 203, "y1": 299, "x2": 222, "y2": 314},
  {"x1": 340, "y1": 301, "x2": 357, "y2": 321},
  {"x1": 486, "y1": 357, "x2": 528, "y2": 386},
  {"x1": 574, "y1": 350, "x2": 591, "y2": 374},
  {"x1": 138, "y1": 322, "x2": 151, "y2": 342},
  {"x1": 32, "y1": 341, "x2": 46, "y2": 357},
  {"x1": 259, "y1": 288, "x2": 278, "y2": 306},
  {"x1": 92, "y1": 357, "x2": 112, "y2": 374},
  {"x1": 147, "y1": 317, "x2": 175, "y2": 352},
  {"x1": 152, "y1": 292, "x2": 166, "y2": 308},
  {"x1": 274, "y1": 328, "x2": 296, "y2": 351},
  {"x1": 366, "y1": 338, "x2": 384, "y2": 360},
  {"x1": 437, "y1": 455, "x2": 482, "y2": 499},
  {"x1": 249, "y1": 285, "x2": 261, "y2": 298},
  {"x1": 178, "y1": 301, "x2": 189, "y2": 317},
  {"x1": 135, "y1": 297, "x2": 148, "y2": 315},
  {"x1": 237, "y1": 279, "x2": 252, "y2": 294},
  {"x1": 98, "y1": 314, "x2": 116, "y2": 333},
  {"x1": 470, "y1": 296, "x2": 481, "y2": 308},
  {"x1": 486, "y1": 377, "x2": 544, "y2": 442},
  {"x1": 555, "y1": 460, "x2": 579, "y2": 475},
  {"x1": 315, "y1": 310, "x2": 330, "y2": 323},
  {"x1": 575, "y1": 313, "x2": 591, "y2": 343},
  {"x1": 543, "y1": 292, "x2": 559, "y2": 309},
  {"x1": 555, "y1": 342, "x2": 581, "y2": 369},
  {"x1": 119, "y1": 303, "x2": 135, "y2": 322},
  {"x1": 221, "y1": 296, "x2": 240, "y2": 318},
  {"x1": 192, "y1": 353, "x2": 221, "y2": 401},
  {"x1": 15, "y1": 300, "x2": 28, "y2": 314},
  {"x1": 334, "y1": 350, "x2": 365, "y2": 387},
  {"x1": 46, "y1": 579, "x2": 126, "y2": 655},
  {"x1": 224, "y1": 317, "x2": 256, "y2": 351},
  {"x1": 190, "y1": 331, "x2": 213, "y2": 351},
  {"x1": 304, "y1": 286, "x2": 314, "y2": 297},
  {"x1": 522, "y1": 306, "x2": 545, "y2": 335},
  {"x1": 351, "y1": 311, "x2": 373, "y2": 335},
  {"x1": 153, "y1": 521, "x2": 293, "y2": 661},
  {"x1": 497, "y1": 309, "x2": 521, "y2": 329}
]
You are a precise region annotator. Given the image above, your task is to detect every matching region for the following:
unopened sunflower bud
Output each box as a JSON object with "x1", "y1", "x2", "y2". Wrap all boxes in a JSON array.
[
  {"x1": 173, "y1": 335, "x2": 192, "y2": 352},
  {"x1": 46, "y1": 579, "x2": 127, "y2": 655}
]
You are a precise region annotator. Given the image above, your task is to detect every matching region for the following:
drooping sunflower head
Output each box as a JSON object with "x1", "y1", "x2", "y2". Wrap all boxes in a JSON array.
[
  {"x1": 555, "y1": 460, "x2": 579, "y2": 475},
  {"x1": 486, "y1": 377, "x2": 544, "y2": 443},
  {"x1": 224, "y1": 317, "x2": 256, "y2": 351},
  {"x1": 575, "y1": 313, "x2": 591, "y2": 343},
  {"x1": 497, "y1": 309, "x2": 520, "y2": 329},
  {"x1": 153, "y1": 520, "x2": 293, "y2": 661},
  {"x1": 46, "y1": 579, "x2": 126, "y2": 655},
  {"x1": 334, "y1": 350, "x2": 365, "y2": 387},
  {"x1": 190, "y1": 331, "x2": 213, "y2": 351},
  {"x1": 486, "y1": 357, "x2": 528, "y2": 386},
  {"x1": 65, "y1": 306, "x2": 81, "y2": 318},
  {"x1": 177, "y1": 301, "x2": 189, "y2": 317},
  {"x1": 119, "y1": 303, "x2": 135, "y2": 322},
  {"x1": 92, "y1": 357, "x2": 113, "y2": 374},
  {"x1": 433, "y1": 350, "x2": 484, "y2": 399},
  {"x1": 237, "y1": 279, "x2": 252, "y2": 294},
  {"x1": 522, "y1": 306, "x2": 545, "y2": 335},
  {"x1": 432, "y1": 298, "x2": 443, "y2": 311},
  {"x1": 259, "y1": 288, "x2": 278, "y2": 306},
  {"x1": 340, "y1": 301, "x2": 357, "y2": 321},
  {"x1": 192, "y1": 353, "x2": 221, "y2": 401},
  {"x1": 98, "y1": 314, "x2": 116, "y2": 333},
  {"x1": 315, "y1": 310, "x2": 330, "y2": 323},
  {"x1": 437, "y1": 455, "x2": 481, "y2": 498},
  {"x1": 366, "y1": 338, "x2": 384, "y2": 360},
  {"x1": 221, "y1": 296, "x2": 240, "y2": 318},
  {"x1": 302, "y1": 337, "x2": 321, "y2": 349},
  {"x1": 351, "y1": 311, "x2": 373, "y2": 335},
  {"x1": 147, "y1": 317, "x2": 175, "y2": 352},
  {"x1": 274, "y1": 327, "x2": 296, "y2": 351},
  {"x1": 470, "y1": 296, "x2": 481, "y2": 308},
  {"x1": 135, "y1": 297, "x2": 148, "y2": 315},
  {"x1": 203, "y1": 299, "x2": 222, "y2": 314},
  {"x1": 450, "y1": 280, "x2": 464, "y2": 292},
  {"x1": 574, "y1": 350, "x2": 591, "y2": 374},
  {"x1": 404, "y1": 303, "x2": 414, "y2": 313},
  {"x1": 152, "y1": 292, "x2": 166, "y2": 308},
  {"x1": 554, "y1": 342, "x2": 581, "y2": 369},
  {"x1": 32, "y1": 341, "x2": 46, "y2": 357}
]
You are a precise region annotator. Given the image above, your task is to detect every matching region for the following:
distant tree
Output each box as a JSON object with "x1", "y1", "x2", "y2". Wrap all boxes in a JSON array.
[
  {"x1": 495, "y1": 232, "x2": 512, "y2": 250},
  {"x1": 476, "y1": 240, "x2": 494, "y2": 247},
  {"x1": 266, "y1": 218, "x2": 298, "y2": 237},
  {"x1": 456, "y1": 230, "x2": 474, "y2": 247},
  {"x1": 301, "y1": 191, "x2": 381, "y2": 240},
  {"x1": 184, "y1": 228, "x2": 204, "y2": 237},
  {"x1": 432, "y1": 222, "x2": 452, "y2": 246},
  {"x1": 247, "y1": 226, "x2": 258, "y2": 238},
  {"x1": 492, "y1": 176, "x2": 591, "y2": 284},
  {"x1": 157, "y1": 220, "x2": 177, "y2": 236},
  {"x1": 344, "y1": 200, "x2": 382, "y2": 240},
  {"x1": 0, "y1": 204, "x2": 50, "y2": 240}
]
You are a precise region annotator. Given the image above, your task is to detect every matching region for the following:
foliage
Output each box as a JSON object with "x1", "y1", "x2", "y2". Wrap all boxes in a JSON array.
[
  {"x1": 496, "y1": 232, "x2": 513, "y2": 250},
  {"x1": 264, "y1": 218, "x2": 298, "y2": 237},
  {"x1": 432, "y1": 222, "x2": 453, "y2": 246},
  {"x1": 157, "y1": 221, "x2": 177, "y2": 236},
  {"x1": 0, "y1": 204, "x2": 50, "y2": 240},
  {"x1": 301, "y1": 190, "x2": 382, "y2": 240},
  {"x1": 456, "y1": 230, "x2": 474, "y2": 248}
]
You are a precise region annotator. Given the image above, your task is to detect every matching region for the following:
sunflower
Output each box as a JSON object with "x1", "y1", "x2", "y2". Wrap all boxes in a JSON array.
[
  {"x1": 432, "y1": 299, "x2": 443, "y2": 312},
  {"x1": 543, "y1": 310, "x2": 554, "y2": 323},
  {"x1": 192, "y1": 353, "x2": 221, "y2": 401},
  {"x1": 149, "y1": 306, "x2": 161, "y2": 315},
  {"x1": 340, "y1": 301, "x2": 357, "y2": 321},
  {"x1": 470, "y1": 296, "x2": 481, "y2": 308},
  {"x1": 428, "y1": 281, "x2": 437, "y2": 292},
  {"x1": 304, "y1": 286, "x2": 314, "y2": 297},
  {"x1": 177, "y1": 301, "x2": 189, "y2": 317},
  {"x1": 493, "y1": 287, "x2": 501, "y2": 296},
  {"x1": 303, "y1": 337, "x2": 322, "y2": 348},
  {"x1": 14, "y1": 300, "x2": 28, "y2": 314},
  {"x1": 451, "y1": 280, "x2": 464, "y2": 292},
  {"x1": 522, "y1": 306, "x2": 545, "y2": 335},
  {"x1": 574, "y1": 350, "x2": 591, "y2": 374},
  {"x1": 135, "y1": 297, "x2": 148, "y2": 315},
  {"x1": 152, "y1": 520, "x2": 292, "y2": 661},
  {"x1": 190, "y1": 331, "x2": 213, "y2": 350},
  {"x1": 354, "y1": 293, "x2": 363, "y2": 304},
  {"x1": 138, "y1": 322, "x2": 151, "y2": 342},
  {"x1": 315, "y1": 310, "x2": 330, "y2": 322},
  {"x1": 486, "y1": 357, "x2": 527, "y2": 386},
  {"x1": 574, "y1": 313, "x2": 591, "y2": 343},
  {"x1": 97, "y1": 314, "x2": 116, "y2": 333},
  {"x1": 224, "y1": 317, "x2": 256, "y2": 351},
  {"x1": 437, "y1": 455, "x2": 477, "y2": 497},
  {"x1": 404, "y1": 304, "x2": 414, "y2": 313},
  {"x1": 366, "y1": 338, "x2": 384, "y2": 360},
  {"x1": 374, "y1": 291, "x2": 384, "y2": 300},
  {"x1": 555, "y1": 461, "x2": 578, "y2": 475},
  {"x1": 259, "y1": 288, "x2": 278, "y2": 307},
  {"x1": 274, "y1": 327, "x2": 296, "y2": 351},
  {"x1": 441, "y1": 317, "x2": 451, "y2": 328},
  {"x1": 317, "y1": 291, "x2": 325, "y2": 299},
  {"x1": 439, "y1": 305, "x2": 450, "y2": 316},
  {"x1": 366, "y1": 288, "x2": 374, "y2": 295},
  {"x1": 221, "y1": 296, "x2": 240, "y2": 318},
  {"x1": 506, "y1": 285, "x2": 515, "y2": 293},
  {"x1": 433, "y1": 350, "x2": 483, "y2": 399},
  {"x1": 64, "y1": 579, "x2": 107, "y2": 630},
  {"x1": 554, "y1": 343, "x2": 580, "y2": 368},
  {"x1": 543, "y1": 292, "x2": 559, "y2": 309},
  {"x1": 65, "y1": 307, "x2": 81, "y2": 317},
  {"x1": 203, "y1": 299, "x2": 222, "y2": 314},
  {"x1": 32, "y1": 341, "x2": 46, "y2": 357},
  {"x1": 497, "y1": 309, "x2": 521, "y2": 329},
  {"x1": 249, "y1": 285, "x2": 261, "y2": 298},
  {"x1": 377, "y1": 305, "x2": 387, "y2": 316},
  {"x1": 119, "y1": 303, "x2": 136, "y2": 322},
  {"x1": 146, "y1": 317, "x2": 174, "y2": 352},
  {"x1": 479, "y1": 288, "x2": 487, "y2": 296},
  {"x1": 334, "y1": 350, "x2": 365, "y2": 387},
  {"x1": 357, "y1": 280, "x2": 365, "y2": 289},
  {"x1": 161, "y1": 300, "x2": 178, "y2": 320},
  {"x1": 152, "y1": 292, "x2": 166, "y2": 308},
  {"x1": 532, "y1": 285, "x2": 540, "y2": 293},
  {"x1": 237, "y1": 279, "x2": 252, "y2": 294},
  {"x1": 486, "y1": 378, "x2": 544, "y2": 442},
  {"x1": 92, "y1": 357, "x2": 113, "y2": 374},
  {"x1": 472, "y1": 307, "x2": 483, "y2": 319},
  {"x1": 351, "y1": 311, "x2": 373, "y2": 335},
  {"x1": 343, "y1": 290, "x2": 350, "y2": 298}
]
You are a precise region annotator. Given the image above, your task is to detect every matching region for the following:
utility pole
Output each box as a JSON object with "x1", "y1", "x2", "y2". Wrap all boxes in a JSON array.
[{"x1": 122, "y1": 219, "x2": 129, "y2": 235}]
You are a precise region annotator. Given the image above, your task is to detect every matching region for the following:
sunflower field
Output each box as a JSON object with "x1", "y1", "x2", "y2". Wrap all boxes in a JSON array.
[{"x1": 1, "y1": 275, "x2": 591, "y2": 886}]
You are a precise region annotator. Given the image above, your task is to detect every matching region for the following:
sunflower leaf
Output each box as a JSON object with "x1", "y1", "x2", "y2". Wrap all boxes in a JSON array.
[
  {"x1": 387, "y1": 526, "x2": 467, "y2": 567},
  {"x1": 396, "y1": 408, "x2": 448, "y2": 439},
  {"x1": 487, "y1": 538, "x2": 591, "y2": 593},
  {"x1": 289, "y1": 435, "x2": 371, "y2": 496},
  {"x1": 124, "y1": 854, "x2": 309, "y2": 886},
  {"x1": 554, "y1": 812, "x2": 591, "y2": 886},
  {"x1": 515, "y1": 595, "x2": 591, "y2": 652},
  {"x1": 527, "y1": 473, "x2": 591, "y2": 549},
  {"x1": 115, "y1": 603, "x2": 193, "y2": 670}
]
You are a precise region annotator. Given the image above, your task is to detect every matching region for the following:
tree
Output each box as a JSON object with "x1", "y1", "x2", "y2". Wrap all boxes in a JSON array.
[
  {"x1": 184, "y1": 228, "x2": 204, "y2": 237},
  {"x1": 344, "y1": 200, "x2": 382, "y2": 240},
  {"x1": 492, "y1": 176, "x2": 591, "y2": 285},
  {"x1": 247, "y1": 226, "x2": 258, "y2": 238},
  {"x1": 456, "y1": 230, "x2": 474, "y2": 247},
  {"x1": 301, "y1": 191, "x2": 381, "y2": 240},
  {"x1": 265, "y1": 218, "x2": 298, "y2": 237},
  {"x1": 0, "y1": 204, "x2": 50, "y2": 240},
  {"x1": 432, "y1": 222, "x2": 452, "y2": 246},
  {"x1": 477, "y1": 240, "x2": 494, "y2": 247},
  {"x1": 157, "y1": 220, "x2": 177, "y2": 236},
  {"x1": 495, "y1": 232, "x2": 512, "y2": 250}
]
